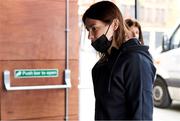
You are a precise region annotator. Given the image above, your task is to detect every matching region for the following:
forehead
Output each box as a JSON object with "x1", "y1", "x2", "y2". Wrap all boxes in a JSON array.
[
  {"x1": 130, "y1": 26, "x2": 139, "y2": 31},
  {"x1": 84, "y1": 18, "x2": 106, "y2": 27}
]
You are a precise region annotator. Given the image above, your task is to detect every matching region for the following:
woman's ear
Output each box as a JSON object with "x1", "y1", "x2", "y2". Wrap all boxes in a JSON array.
[{"x1": 113, "y1": 19, "x2": 119, "y2": 31}]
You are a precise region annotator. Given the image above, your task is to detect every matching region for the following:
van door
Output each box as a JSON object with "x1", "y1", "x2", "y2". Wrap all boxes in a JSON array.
[
  {"x1": 0, "y1": 0, "x2": 79, "y2": 120},
  {"x1": 160, "y1": 48, "x2": 180, "y2": 79},
  {"x1": 159, "y1": 24, "x2": 180, "y2": 86}
]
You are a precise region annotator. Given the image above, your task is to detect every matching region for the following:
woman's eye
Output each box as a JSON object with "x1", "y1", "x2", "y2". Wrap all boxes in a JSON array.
[{"x1": 92, "y1": 27, "x2": 97, "y2": 31}]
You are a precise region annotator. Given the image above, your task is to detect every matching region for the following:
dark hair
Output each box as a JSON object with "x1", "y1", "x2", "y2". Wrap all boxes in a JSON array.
[
  {"x1": 125, "y1": 18, "x2": 144, "y2": 45},
  {"x1": 82, "y1": 1, "x2": 128, "y2": 48}
]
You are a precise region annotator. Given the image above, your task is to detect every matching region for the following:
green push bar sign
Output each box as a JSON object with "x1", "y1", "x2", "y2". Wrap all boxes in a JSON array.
[{"x1": 14, "y1": 69, "x2": 59, "y2": 78}]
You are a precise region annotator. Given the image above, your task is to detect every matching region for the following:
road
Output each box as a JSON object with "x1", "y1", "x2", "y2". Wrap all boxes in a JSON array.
[{"x1": 153, "y1": 101, "x2": 180, "y2": 121}]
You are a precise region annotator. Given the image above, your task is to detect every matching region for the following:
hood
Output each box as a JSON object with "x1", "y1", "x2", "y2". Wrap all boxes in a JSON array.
[{"x1": 120, "y1": 38, "x2": 153, "y2": 61}]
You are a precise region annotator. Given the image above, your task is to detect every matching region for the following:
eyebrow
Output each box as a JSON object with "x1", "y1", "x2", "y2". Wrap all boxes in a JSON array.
[
  {"x1": 86, "y1": 24, "x2": 96, "y2": 28},
  {"x1": 85, "y1": 24, "x2": 98, "y2": 31}
]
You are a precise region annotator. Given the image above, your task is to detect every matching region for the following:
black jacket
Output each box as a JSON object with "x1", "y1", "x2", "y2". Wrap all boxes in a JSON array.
[{"x1": 92, "y1": 38, "x2": 156, "y2": 120}]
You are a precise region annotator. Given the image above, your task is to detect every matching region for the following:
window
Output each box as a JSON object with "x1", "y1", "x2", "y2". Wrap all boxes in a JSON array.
[
  {"x1": 171, "y1": 26, "x2": 180, "y2": 49},
  {"x1": 155, "y1": 32, "x2": 164, "y2": 48},
  {"x1": 143, "y1": 31, "x2": 150, "y2": 45},
  {"x1": 139, "y1": 6, "x2": 145, "y2": 21},
  {"x1": 130, "y1": 5, "x2": 135, "y2": 18},
  {"x1": 120, "y1": 4, "x2": 127, "y2": 16},
  {"x1": 155, "y1": 8, "x2": 165, "y2": 24}
]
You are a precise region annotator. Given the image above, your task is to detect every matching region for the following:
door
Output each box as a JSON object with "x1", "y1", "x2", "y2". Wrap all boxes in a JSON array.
[{"x1": 0, "y1": 0, "x2": 79, "y2": 120}]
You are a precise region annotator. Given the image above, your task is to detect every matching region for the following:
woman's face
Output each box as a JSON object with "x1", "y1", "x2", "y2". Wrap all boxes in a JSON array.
[
  {"x1": 129, "y1": 26, "x2": 139, "y2": 39},
  {"x1": 85, "y1": 18, "x2": 114, "y2": 42}
]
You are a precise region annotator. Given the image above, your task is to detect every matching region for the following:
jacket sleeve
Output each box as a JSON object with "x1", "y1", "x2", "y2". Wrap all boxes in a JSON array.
[{"x1": 123, "y1": 53, "x2": 155, "y2": 120}]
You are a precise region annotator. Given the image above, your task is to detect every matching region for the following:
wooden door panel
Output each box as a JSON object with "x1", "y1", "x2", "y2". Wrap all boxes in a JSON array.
[
  {"x1": 0, "y1": 60, "x2": 78, "y2": 120},
  {"x1": 1, "y1": 61, "x2": 65, "y2": 86},
  {"x1": 0, "y1": 0, "x2": 65, "y2": 60},
  {"x1": 0, "y1": 60, "x2": 65, "y2": 120},
  {"x1": 1, "y1": 89, "x2": 65, "y2": 120}
]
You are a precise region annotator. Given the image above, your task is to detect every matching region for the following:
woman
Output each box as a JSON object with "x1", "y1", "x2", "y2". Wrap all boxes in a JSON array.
[
  {"x1": 125, "y1": 18, "x2": 144, "y2": 45},
  {"x1": 82, "y1": 1, "x2": 156, "y2": 120}
]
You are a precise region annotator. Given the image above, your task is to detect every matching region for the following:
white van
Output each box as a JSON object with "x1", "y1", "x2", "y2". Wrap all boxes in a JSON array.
[{"x1": 153, "y1": 23, "x2": 180, "y2": 108}]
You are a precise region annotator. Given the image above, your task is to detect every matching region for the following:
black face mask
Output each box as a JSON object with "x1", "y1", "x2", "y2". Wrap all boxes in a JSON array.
[
  {"x1": 91, "y1": 24, "x2": 112, "y2": 53},
  {"x1": 91, "y1": 34, "x2": 112, "y2": 53}
]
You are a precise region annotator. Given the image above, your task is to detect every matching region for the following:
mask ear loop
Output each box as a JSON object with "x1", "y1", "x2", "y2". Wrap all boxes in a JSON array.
[{"x1": 104, "y1": 23, "x2": 112, "y2": 36}]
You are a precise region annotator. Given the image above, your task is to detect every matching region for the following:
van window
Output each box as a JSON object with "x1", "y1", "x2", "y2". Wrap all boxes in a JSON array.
[{"x1": 171, "y1": 26, "x2": 180, "y2": 49}]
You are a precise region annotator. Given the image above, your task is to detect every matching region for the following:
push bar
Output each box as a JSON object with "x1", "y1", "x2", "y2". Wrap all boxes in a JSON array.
[{"x1": 3, "y1": 70, "x2": 71, "y2": 91}]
